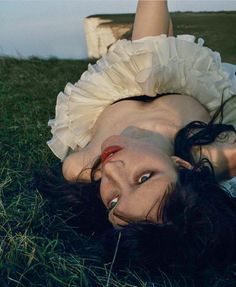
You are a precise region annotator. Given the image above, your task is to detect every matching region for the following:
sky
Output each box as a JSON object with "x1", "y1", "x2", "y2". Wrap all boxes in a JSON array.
[{"x1": 0, "y1": 0, "x2": 236, "y2": 59}]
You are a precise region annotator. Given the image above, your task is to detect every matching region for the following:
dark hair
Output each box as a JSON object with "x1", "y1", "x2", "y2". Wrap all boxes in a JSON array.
[
  {"x1": 38, "y1": 157, "x2": 236, "y2": 275},
  {"x1": 100, "y1": 119, "x2": 236, "y2": 273},
  {"x1": 101, "y1": 160, "x2": 236, "y2": 274},
  {"x1": 38, "y1": 100, "x2": 236, "y2": 273},
  {"x1": 36, "y1": 168, "x2": 112, "y2": 235}
]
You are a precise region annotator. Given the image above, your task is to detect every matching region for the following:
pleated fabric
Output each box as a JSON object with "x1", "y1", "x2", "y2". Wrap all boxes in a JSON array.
[{"x1": 47, "y1": 34, "x2": 236, "y2": 161}]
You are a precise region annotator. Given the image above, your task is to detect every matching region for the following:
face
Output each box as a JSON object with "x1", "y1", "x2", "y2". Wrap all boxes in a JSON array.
[{"x1": 99, "y1": 135, "x2": 178, "y2": 226}]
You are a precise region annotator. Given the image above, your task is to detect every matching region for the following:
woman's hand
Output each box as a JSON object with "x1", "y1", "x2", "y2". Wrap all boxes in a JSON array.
[{"x1": 132, "y1": 0, "x2": 173, "y2": 41}]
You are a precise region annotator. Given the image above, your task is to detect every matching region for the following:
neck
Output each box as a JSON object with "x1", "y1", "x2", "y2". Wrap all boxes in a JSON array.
[{"x1": 121, "y1": 126, "x2": 174, "y2": 156}]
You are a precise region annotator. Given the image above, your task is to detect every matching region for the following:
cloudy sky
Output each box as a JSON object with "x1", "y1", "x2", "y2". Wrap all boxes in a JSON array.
[{"x1": 1, "y1": 0, "x2": 236, "y2": 59}]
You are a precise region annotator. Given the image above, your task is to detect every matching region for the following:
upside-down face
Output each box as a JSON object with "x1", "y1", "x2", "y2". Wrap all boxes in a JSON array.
[{"x1": 99, "y1": 134, "x2": 182, "y2": 226}]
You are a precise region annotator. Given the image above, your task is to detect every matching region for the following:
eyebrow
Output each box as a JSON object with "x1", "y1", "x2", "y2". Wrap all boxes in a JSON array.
[{"x1": 113, "y1": 212, "x2": 131, "y2": 224}]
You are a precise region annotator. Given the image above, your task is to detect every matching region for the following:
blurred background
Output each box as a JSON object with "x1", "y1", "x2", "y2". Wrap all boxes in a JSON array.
[{"x1": 1, "y1": 0, "x2": 236, "y2": 60}]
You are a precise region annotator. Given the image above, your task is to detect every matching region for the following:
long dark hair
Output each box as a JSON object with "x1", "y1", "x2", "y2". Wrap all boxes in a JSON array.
[
  {"x1": 101, "y1": 160, "x2": 236, "y2": 273},
  {"x1": 100, "y1": 121, "x2": 236, "y2": 273},
  {"x1": 38, "y1": 99, "x2": 236, "y2": 273}
]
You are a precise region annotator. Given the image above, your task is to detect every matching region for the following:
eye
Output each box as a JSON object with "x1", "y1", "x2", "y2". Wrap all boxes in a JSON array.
[
  {"x1": 109, "y1": 196, "x2": 118, "y2": 211},
  {"x1": 138, "y1": 172, "x2": 152, "y2": 184}
]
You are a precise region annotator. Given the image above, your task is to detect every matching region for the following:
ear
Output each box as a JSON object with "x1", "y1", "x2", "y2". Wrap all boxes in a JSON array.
[{"x1": 171, "y1": 156, "x2": 193, "y2": 170}]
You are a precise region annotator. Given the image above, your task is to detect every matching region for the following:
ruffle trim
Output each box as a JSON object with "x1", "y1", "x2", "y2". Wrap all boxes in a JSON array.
[{"x1": 47, "y1": 34, "x2": 236, "y2": 160}]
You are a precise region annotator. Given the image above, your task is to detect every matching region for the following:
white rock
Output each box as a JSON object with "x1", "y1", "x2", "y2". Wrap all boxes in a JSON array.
[{"x1": 84, "y1": 16, "x2": 132, "y2": 59}]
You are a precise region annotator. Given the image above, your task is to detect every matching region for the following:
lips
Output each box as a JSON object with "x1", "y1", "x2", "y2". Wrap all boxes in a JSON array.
[{"x1": 101, "y1": 145, "x2": 123, "y2": 164}]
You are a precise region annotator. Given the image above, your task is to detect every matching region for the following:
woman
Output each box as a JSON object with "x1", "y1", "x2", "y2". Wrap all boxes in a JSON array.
[{"x1": 45, "y1": 0, "x2": 236, "y2": 272}]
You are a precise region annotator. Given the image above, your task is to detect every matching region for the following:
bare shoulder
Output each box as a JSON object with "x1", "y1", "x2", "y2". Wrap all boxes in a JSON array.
[
  {"x1": 62, "y1": 149, "x2": 95, "y2": 182},
  {"x1": 193, "y1": 131, "x2": 236, "y2": 180}
]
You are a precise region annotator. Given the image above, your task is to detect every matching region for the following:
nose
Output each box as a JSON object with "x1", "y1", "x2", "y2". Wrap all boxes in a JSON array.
[
  {"x1": 100, "y1": 160, "x2": 131, "y2": 207},
  {"x1": 102, "y1": 159, "x2": 132, "y2": 187}
]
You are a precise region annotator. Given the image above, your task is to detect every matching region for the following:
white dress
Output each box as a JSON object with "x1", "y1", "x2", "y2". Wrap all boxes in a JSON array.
[{"x1": 47, "y1": 34, "x2": 236, "y2": 196}]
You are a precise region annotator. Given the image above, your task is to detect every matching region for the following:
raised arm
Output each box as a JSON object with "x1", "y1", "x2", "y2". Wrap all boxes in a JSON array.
[{"x1": 132, "y1": 0, "x2": 173, "y2": 41}]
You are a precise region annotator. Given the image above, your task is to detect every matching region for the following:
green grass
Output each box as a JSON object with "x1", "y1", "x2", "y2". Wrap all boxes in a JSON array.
[
  {"x1": 1, "y1": 12, "x2": 236, "y2": 286},
  {"x1": 172, "y1": 12, "x2": 236, "y2": 63},
  {"x1": 94, "y1": 12, "x2": 236, "y2": 63}
]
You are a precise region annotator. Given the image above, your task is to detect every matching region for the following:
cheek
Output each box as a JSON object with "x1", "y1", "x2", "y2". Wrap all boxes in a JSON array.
[
  {"x1": 100, "y1": 176, "x2": 120, "y2": 210},
  {"x1": 99, "y1": 180, "x2": 109, "y2": 207}
]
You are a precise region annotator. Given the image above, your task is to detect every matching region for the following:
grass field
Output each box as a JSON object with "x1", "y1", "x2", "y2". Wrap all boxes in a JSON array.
[
  {"x1": 95, "y1": 11, "x2": 236, "y2": 63},
  {"x1": 1, "y1": 12, "x2": 236, "y2": 286}
]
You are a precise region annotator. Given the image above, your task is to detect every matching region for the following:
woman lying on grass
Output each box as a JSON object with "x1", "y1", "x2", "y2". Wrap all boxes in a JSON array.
[{"x1": 44, "y1": 0, "x2": 236, "y2": 274}]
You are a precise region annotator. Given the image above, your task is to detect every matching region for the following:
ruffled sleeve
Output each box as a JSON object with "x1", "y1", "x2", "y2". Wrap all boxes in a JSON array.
[{"x1": 47, "y1": 34, "x2": 236, "y2": 160}]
